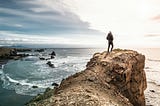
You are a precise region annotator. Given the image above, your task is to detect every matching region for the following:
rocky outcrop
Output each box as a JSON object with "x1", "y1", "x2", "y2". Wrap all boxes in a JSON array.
[
  {"x1": 27, "y1": 49, "x2": 147, "y2": 106},
  {"x1": 0, "y1": 47, "x2": 30, "y2": 66},
  {"x1": 50, "y1": 51, "x2": 56, "y2": 59}
]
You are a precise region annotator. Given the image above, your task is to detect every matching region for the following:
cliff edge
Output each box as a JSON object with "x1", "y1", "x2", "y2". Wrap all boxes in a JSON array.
[{"x1": 27, "y1": 49, "x2": 147, "y2": 106}]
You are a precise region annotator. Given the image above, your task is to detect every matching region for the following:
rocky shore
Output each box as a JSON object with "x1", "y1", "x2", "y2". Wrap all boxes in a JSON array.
[
  {"x1": 0, "y1": 47, "x2": 30, "y2": 60},
  {"x1": 27, "y1": 49, "x2": 147, "y2": 106},
  {"x1": 0, "y1": 48, "x2": 28, "y2": 67}
]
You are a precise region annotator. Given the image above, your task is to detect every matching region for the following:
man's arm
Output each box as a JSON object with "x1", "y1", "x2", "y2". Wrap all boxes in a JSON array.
[{"x1": 106, "y1": 34, "x2": 109, "y2": 40}]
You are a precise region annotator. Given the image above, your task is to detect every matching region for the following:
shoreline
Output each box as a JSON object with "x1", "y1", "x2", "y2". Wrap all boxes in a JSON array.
[{"x1": 0, "y1": 80, "x2": 33, "y2": 106}]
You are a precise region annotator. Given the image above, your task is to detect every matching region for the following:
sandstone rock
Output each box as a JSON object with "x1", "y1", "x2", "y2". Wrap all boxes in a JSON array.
[{"x1": 27, "y1": 49, "x2": 147, "y2": 106}]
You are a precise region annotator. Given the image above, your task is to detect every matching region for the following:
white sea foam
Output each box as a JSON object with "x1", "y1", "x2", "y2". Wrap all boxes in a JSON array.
[
  {"x1": 6, "y1": 75, "x2": 19, "y2": 83},
  {"x1": 0, "y1": 69, "x2": 3, "y2": 75},
  {"x1": 1, "y1": 74, "x2": 56, "y2": 96},
  {"x1": 50, "y1": 56, "x2": 89, "y2": 68},
  {"x1": 145, "y1": 59, "x2": 160, "y2": 86}
]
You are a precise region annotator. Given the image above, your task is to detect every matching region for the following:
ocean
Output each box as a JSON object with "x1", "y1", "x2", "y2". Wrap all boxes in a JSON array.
[
  {"x1": 134, "y1": 48, "x2": 160, "y2": 86},
  {"x1": 0, "y1": 48, "x2": 160, "y2": 106}
]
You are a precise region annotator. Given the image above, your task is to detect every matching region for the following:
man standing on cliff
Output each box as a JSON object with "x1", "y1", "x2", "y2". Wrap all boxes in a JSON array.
[{"x1": 106, "y1": 31, "x2": 114, "y2": 52}]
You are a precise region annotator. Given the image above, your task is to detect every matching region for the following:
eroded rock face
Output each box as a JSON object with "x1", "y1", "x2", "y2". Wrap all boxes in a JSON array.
[
  {"x1": 88, "y1": 49, "x2": 147, "y2": 106},
  {"x1": 27, "y1": 49, "x2": 147, "y2": 106}
]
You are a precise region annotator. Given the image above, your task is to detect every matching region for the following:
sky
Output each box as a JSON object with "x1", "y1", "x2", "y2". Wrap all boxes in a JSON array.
[{"x1": 0, "y1": 0, "x2": 160, "y2": 48}]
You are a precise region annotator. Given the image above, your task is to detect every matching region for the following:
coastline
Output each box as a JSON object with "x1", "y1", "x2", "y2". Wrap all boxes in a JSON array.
[
  {"x1": 0, "y1": 80, "x2": 33, "y2": 106},
  {"x1": 0, "y1": 47, "x2": 159, "y2": 106},
  {"x1": 0, "y1": 47, "x2": 33, "y2": 106}
]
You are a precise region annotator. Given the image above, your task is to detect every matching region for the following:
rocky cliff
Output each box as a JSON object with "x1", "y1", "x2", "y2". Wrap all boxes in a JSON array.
[{"x1": 27, "y1": 49, "x2": 147, "y2": 106}]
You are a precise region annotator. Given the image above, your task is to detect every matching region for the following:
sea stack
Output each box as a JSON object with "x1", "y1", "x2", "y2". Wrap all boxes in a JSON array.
[{"x1": 27, "y1": 49, "x2": 147, "y2": 106}]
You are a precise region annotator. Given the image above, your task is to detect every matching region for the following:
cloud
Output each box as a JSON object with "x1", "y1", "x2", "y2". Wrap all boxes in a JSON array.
[
  {"x1": 0, "y1": 31, "x2": 72, "y2": 45},
  {"x1": 0, "y1": 0, "x2": 102, "y2": 35},
  {"x1": 0, "y1": 31, "x2": 105, "y2": 47}
]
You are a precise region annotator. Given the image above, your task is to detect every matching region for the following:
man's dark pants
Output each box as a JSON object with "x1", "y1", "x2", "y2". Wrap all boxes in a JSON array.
[{"x1": 108, "y1": 41, "x2": 113, "y2": 52}]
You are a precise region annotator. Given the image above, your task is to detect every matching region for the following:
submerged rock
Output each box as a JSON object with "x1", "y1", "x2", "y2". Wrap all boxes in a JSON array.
[
  {"x1": 32, "y1": 86, "x2": 38, "y2": 88},
  {"x1": 39, "y1": 57, "x2": 46, "y2": 60},
  {"x1": 27, "y1": 49, "x2": 147, "y2": 106},
  {"x1": 16, "y1": 83, "x2": 21, "y2": 85}
]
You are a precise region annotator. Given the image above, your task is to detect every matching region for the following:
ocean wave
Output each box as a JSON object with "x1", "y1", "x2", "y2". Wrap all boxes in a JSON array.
[
  {"x1": 50, "y1": 56, "x2": 89, "y2": 67},
  {"x1": 1, "y1": 74, "x2": 57, "y2": 96},
  {"x1": 23, "y1": 56, "x2": 39, "y2": 61}
]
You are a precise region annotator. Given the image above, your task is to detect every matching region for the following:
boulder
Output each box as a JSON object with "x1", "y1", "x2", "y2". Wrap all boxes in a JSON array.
[
  {"x1": 50, "y1": 51, "x2": 56, "y2": 59},
  {"x1": 46, "y1": 61, "x2": 55, "y2": 68},
  {"x1": 51, "y1": 51, "x2": 56, "y2": 56}
]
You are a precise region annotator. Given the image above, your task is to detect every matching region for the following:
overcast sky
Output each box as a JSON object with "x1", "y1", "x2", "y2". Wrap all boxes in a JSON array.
[{"x1": 0, "y1": 0, "x2": 160, "y2": 48}]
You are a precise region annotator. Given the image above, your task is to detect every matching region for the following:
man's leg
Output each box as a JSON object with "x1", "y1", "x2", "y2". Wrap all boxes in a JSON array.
[
  {"x1": 111, "y1": 42, "x2": 113, "y2": 52},
  {"x1": 108, "y1": 42, "x2": 110, "y2": 52}
]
